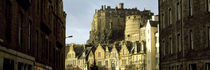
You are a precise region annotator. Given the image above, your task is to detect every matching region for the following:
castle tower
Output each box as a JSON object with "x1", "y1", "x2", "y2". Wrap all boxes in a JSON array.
[
  {"x1": 119, "y1": 3, "x2": 124, "y2": 9},
  {"x1": 125, "y1": 15, "x2": 142, "y2": 42}
]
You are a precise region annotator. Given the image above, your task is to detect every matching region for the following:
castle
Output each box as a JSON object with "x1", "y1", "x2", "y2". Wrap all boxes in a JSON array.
[
  {"x1": 66, "y1": 3, "x2": 159, "y2": 70},
  {"x1": 86, "y1": 3, "x2": 154, "y2": 46}
]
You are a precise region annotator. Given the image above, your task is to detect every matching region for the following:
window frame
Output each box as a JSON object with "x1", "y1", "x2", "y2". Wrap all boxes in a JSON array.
[
  {"x1": 189, "y1": 64, "x2": 197, "y2": 70},
  {"x1": 162, "y1": 40, "x2": 165, "y2": 56},
  {"x1": 28, "y1": 21, "x2": 31, "y2": 50},
  {"x1": 162, "y1": 13, "x2": 165, "y2": 29},
  {"x1": 208, "y1": 27, "x2": 210, "y2": 47},
  {"x1": 177, "y1": 2, "x2": 182, "y2": 20},
  {"x1": 170, "y1": 37, "x2": 173, "y2": 54},
  {"x1": 189, "y1": 30, "x2": 194, "y2": 50},
  {"x1": 177, "y1": 34, "x2": 182, "y2": 52},
  {"x1": 169, "y1": 8, "x2": 172, "y2": 25},
  {"x1": 98, "y1": 52, "x2": 101, "y2": 58},
  {"x1": 189, "y1": 0, "x2": 193, "y2": 16}
]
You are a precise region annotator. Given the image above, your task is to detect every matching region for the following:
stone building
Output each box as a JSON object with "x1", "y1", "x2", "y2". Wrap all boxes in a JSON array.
[
  {"x1": 0, "y1": 0, "x2": 66, "y2": 70},
  {"x1": 65, "y1": 41, "x2": 146, "y2": 70},
  {"x1": 92, "y1": 41, "x2": 146, "y2": 70},
  {"x1": 87, "y1": 3, "x2": 154, "y2": 46},
  {"x1": 159, "y1": 0, "x2": 210, "y2": 70},
  {"x1": 65, "y1": 44, "x2": 91, "y2": 70},
  {"x1": 124, "y1": 14, "x2": 159, "y2": 70},
  {"x1": 144, "y1": 16, "x2": 159, "y2": 70}
]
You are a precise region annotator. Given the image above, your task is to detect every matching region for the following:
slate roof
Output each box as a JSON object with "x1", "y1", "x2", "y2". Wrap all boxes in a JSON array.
[
  {"x1": 74, "y1": 46, "x2": 85, "y2": 58},
  {"x1": 108, "y1": 46, "x2": 113, "y2": 52},
  {"x1": 116, "y1": 46, "x2": 122, "y2": 52}
]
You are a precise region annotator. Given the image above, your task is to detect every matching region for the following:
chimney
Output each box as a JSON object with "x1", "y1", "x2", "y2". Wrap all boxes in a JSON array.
[
  {"x1": 101, "y1": 5, "x2": 104, "y2": 10},
  {"x1": 104, "y1": 5, "x2": 106, "y2": 10},
  {"x1": 119, "y1": 3, "x2": 124, "y2": 9}
]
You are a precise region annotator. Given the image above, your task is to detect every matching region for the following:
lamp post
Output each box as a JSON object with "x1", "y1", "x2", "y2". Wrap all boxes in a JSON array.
[{"x1": 66, "y1": 35, "x2": 73, "y2": 38}]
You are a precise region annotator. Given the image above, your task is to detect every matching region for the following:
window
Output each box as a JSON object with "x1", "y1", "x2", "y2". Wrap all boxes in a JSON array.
[
  {"x1": 98, "y1": 61, "x2": 102, "y2": 66},
  {"x1": 68, "y1": 54, "x2": 71, "y2": 58},
  {"x1": 189, "y1": 0, "x2": 193, "y2": 16},
  {"x1": 98, "y1": 52, "x2": 101, "y2": 57},
  {"x1": 189, "y1": 64, "x2": 197, "y2": 70},
  {"x1": 36, "y1": 0, "x2": 39, "y2": 15},
  {"x1": 44, "y1": 36, "x2": 49, "y2": 59},
  {"x1": 122, "y1": 60, "x2": 126, "y2": 65},
  {"x1": 208, "y1": 27, "x2": 210, "y2": 47},
  {"x1": 156, "y1": 58, "x2": 159, "y2": 64},
  {"x1": 28, "y1": 65, "x2": 32, "y2": 70},
  {"x1": 28, "y1": 21, "x2": 31, "y2": 50},
  {"x1": 73, "y1": 60, "x2": 76, "y2": 65},
  {"x1": 162, "y1": 14, "x2": 165, "y2": 28},
  {"x1": 170, "y1": 37, "x2": 173, "y2": 54},
  {"x1": 36, "y1": 31, "x2": 39, "y2": 57},
  {"x1": 6, "y1": 0, "x2": 11, "y2": 41},
  {"x1": 136, "y1": 56, "x2": 139, "y2": 61},
  {"x1": 208, "y1": 0, "x2": 210, "y2": 12},
  {"x1": 106, "y1": 61, "x2": 108, "y2": 67},
  {"x1": 177, "y1": 2, "x2": 181, "y2": 20},
  {"x1": 177, "y1": 34, "x2": 181, "y2": 52},
  {"x1": 71, "y1": 54, "x2": 74, "y2": 58},
  {"x1": 141, "y1": 55, "x2": 144, "y2": 63},
  {"x1": 169, "y1": 8, "x2": 172, "y2": 24},
  {"x1": 163, "y1": 41, "x2": 165, "y2": 56},
  {"x1": 206, "y1": 63, "x2": 210, "y2": 70},
  {"x1": 3, "y1": 58, "x2": 14, "y2": 70},
  {"x1": 189, "y1": 30, "x2": 194, "y2": 49},
  {"x1": 18, "y1": 13, "x2": 23, "y2": 47}
]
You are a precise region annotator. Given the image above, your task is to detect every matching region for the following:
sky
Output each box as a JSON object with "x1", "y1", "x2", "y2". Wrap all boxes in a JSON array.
[{"x1": 64, "y1": 0, "x2": 158, "y2": 44}]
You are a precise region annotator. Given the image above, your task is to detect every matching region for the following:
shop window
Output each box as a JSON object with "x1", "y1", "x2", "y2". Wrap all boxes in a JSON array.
[
  {"x1": 206, "y1": 63, "x2": 210, "y2": 70},
  {"x1": 3, "y1": 58, "x2": 14, "y2": 70},
  {"x1": 189, "y1": 64, "x2": 197, "y2": 70}
]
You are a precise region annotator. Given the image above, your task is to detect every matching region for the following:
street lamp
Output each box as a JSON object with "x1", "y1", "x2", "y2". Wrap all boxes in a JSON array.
[{"x1": 66, "y1": 35, "x2": 73, "y2": 38}]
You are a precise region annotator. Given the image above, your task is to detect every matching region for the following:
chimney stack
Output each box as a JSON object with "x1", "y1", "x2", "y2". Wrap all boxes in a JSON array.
[{"x1": 101, "y1": 5, "x2": 104, "y2": 10}]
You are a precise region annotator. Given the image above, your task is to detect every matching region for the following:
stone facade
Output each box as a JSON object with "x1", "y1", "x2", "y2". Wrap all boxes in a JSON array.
[
  {"x1": 65, "y1": 44, "x2": 89, "y2": 70},
  {"x1": 65, "y1": 42, "x2": 145, "y2": 70},
  {"x1": 0, "y1": 0, "x2": 66, "y2": 70},
  {"x1": 159, "y1": 0, "x2": 210, "y2": 70},
  {"x1": 125, "y1": 15, "x2": 143, "y2": 42},
  {"x1": 144, "y1": 17, "x2": 159, "y2": 70}
]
